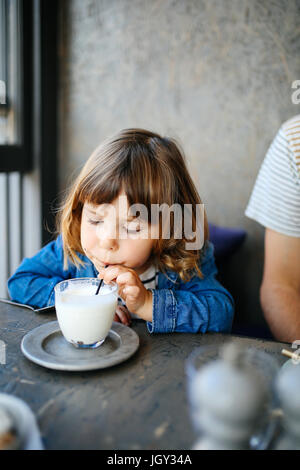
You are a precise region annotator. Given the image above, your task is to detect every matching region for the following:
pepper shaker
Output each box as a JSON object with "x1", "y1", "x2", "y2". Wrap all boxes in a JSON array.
[
  {"x1": 274, "y1": 362, "x2": 300, "y2": 450},
  {"x1": 191, "y1": 342, "x2": 268, "y2": 450}
]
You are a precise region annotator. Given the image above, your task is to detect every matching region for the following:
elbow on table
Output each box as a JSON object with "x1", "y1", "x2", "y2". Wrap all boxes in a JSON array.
[
  {"x1": 7, "y1": 274, "x2": 24, "y2": 303},
  {"x1": 7, "y1": 273, "x2": 36, "y2": 306},
  {"x1": 206, "y1": 291, "x2": 235, "y2": 333}
]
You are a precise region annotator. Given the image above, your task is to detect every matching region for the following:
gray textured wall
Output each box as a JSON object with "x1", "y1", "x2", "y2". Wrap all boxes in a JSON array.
[{"x1": 58, "y1": 0, "x2": 300, "y2": 333}]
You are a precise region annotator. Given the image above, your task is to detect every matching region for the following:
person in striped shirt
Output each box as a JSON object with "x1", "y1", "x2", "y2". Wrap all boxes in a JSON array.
[{"x1": 245, "y1": 115, "x2": 300, "y2": 342}]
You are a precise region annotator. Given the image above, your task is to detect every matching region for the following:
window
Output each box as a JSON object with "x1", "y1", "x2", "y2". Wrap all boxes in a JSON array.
[{"x1": 0, "y1": 0, "x2": 32, "y2": 171}]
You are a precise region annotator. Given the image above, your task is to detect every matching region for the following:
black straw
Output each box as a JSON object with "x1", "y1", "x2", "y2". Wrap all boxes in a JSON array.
[{"x1": 95, "y1": 265, "x2": 108, "y2": 295}]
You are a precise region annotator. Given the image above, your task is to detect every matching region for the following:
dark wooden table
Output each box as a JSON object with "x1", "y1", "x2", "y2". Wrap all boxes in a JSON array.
[{"x1": 0, "y1": 301, "x2": 289, "y2": 450}]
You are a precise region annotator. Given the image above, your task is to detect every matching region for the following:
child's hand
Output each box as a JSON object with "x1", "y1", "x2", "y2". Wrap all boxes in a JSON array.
[{"x1": 97, "y1": 265, "x2": 153, "y2": 322}]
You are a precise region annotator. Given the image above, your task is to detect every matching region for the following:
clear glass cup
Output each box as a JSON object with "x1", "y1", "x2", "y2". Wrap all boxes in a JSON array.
[
  {"x1": 54, "y1": 278, "x2": 118, "y2": 349},
  {"x1": 185, "y1": 343, "x2": 280, "y2": 450}
]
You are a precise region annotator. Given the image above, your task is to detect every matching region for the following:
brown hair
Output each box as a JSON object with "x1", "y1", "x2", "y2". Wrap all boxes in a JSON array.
[{"x1": 55, "y1": 128, "x2": 209, "y2": 282}]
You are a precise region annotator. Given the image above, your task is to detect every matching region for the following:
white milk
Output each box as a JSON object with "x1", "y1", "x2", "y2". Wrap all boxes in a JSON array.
[{"x1": 55, "y1": 284, "x2": 118, "y2": 346}]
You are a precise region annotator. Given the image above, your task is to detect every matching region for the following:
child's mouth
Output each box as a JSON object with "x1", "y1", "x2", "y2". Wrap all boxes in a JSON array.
[{"x1": 94, "y1": 255, "x2": 120, "y2": 267}]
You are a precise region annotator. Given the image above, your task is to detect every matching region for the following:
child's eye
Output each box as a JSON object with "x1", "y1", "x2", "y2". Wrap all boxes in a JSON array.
[
  {"x1": 88, "y1": 219, "x2": 103, "y2": 226},
  {"x1": 124, "y1": 223, "x2": 141, "y2": 233},
  {"x1": 124, "y1": 225, "x2": 141, "y2": 234},
  {"x1": 87, "y1": 218, "x2": 141, "y2": 233},
  {"x1": 125, "y1": 220, "x2": 147, "y2": 233}
]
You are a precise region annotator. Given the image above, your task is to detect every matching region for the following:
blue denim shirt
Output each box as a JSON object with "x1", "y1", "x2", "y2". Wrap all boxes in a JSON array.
[{"x1": 7, "y1": 235, "x2": 234, "y2": 334}]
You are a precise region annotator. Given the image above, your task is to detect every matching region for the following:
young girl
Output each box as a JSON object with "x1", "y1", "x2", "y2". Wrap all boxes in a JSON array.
[{"x1": 7, "y1": 129, "x2": 234, "y2": 333}]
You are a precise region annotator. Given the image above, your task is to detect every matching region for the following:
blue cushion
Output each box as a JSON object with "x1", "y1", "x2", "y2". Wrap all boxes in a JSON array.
[{"x1": 208, "y1": 223, "x2": 247, "y2": 260}]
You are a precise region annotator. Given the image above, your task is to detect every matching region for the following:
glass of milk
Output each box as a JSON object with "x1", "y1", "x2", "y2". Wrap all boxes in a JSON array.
[{"x1": 54, "y1": 278, "x2": 118, "y2": 349}]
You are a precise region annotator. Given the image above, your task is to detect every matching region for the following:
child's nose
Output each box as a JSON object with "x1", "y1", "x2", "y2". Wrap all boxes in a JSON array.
[
  {"x1": 96, "y1": 223, "x2": 119, "y2": 250},
  {"x1": 98, "y1": 234, "x2": 118, "y2": 251},
  {"x1": 100, "y1": 241, "x2": 117, "y2": 252}
]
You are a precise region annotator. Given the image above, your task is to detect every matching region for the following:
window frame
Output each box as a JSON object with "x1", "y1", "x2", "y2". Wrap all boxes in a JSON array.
[
  {"x1": 0, "y1": 0, "x2": 58, "y2": 245},
  {"x1": 0, "y1": 0, "x2": 7, "y2": 107}
]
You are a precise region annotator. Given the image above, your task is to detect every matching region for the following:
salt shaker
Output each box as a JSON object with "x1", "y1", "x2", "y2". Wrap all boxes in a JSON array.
[
  {"x1": 0, "y1": 393, "x2": 43, "y2": 450},
  {"x1": 192, "y1": 342, "x2": 268, "y2": 450},
  {"x1": 0, "y1": 406, "x2": 20, "y2": 450}
]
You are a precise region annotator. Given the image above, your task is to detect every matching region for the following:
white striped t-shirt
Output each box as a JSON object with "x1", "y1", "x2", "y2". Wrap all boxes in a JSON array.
[
  {"x1": 118, "y1": 263, "x2": 159, "y2": 319},
  {"x1": 245, "y1": 115, "x2": 300, "y2": 237}
]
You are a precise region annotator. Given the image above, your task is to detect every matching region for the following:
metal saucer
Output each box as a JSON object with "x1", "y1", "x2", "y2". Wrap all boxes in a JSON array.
[{"x1": 21, "y1": 321, "x2": 139, "y2": 371}]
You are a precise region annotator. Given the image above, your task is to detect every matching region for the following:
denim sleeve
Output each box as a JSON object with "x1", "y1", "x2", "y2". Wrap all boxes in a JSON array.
[
  {"x1": 7, "y1": 235, "x2": 74, "y2": 308},
  {"x1": 146, "y1": 243, "x2": 234, "y2": 334}
]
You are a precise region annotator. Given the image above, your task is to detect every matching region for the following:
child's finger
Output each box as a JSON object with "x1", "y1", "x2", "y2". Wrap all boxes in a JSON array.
[
  {"x1": 122, "y1": 285, "x2": 140, "y2": 298},
  {"x1": 113, "y1": 313, "x2": 121, "y2": 323},
  {"x1": 121, "y1": 305, "x2": 132, "y2": 324},
  {"x1": 97, "y1": 265, "x2": 120, "y2": 282},
  {"x1": 115, "y1": 305, "x2": 131, "y2": 326},
  {"x1": 98, "y1": 266, "x2": 138, "y2": 287}
]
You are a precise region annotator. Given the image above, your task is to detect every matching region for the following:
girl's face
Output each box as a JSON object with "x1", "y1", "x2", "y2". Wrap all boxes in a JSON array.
[{"x1": 80, "y1": 191, "x2": 157, "y2": 275}]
